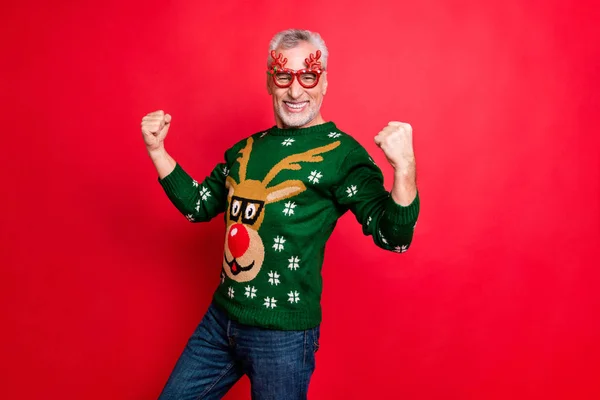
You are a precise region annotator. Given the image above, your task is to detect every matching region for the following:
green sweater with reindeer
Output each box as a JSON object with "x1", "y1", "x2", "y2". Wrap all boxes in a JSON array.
[{"x1": 159, "y1": 121, "x2": 419, "y2": 330}]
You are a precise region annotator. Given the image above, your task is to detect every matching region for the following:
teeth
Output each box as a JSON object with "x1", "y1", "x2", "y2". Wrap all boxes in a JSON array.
[{"x1": 285, "y1": 102, "x2": 307, "y2": 109}]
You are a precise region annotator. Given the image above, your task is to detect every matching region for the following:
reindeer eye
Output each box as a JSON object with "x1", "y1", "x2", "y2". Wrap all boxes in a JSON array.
[
  {"x1": 231, "y1": 200, "x2": 241, "y2": 217},
  {"x1": 245, "y1": 203, "x2": 257, "y2": 219}
]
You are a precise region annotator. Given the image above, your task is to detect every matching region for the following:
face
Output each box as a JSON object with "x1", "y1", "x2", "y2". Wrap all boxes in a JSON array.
[{"x1": 267, "y1": 41, "x2": 328, "y2": 129}]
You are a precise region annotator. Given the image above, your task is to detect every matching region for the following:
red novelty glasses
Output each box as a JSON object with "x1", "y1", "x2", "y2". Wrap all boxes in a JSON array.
[{"x1": 268, "y1": 50, "x2": 325, "y2": 89}]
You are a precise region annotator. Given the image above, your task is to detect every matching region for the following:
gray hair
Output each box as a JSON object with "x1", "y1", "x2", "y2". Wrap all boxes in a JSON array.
[{"x1": 267, "y1": 29, "x2": 329, "y2": 70}]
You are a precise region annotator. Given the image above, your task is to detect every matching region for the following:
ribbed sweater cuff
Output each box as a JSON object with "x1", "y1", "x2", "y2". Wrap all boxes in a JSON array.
[
  {"x1": 158, "y1": 163, "x2": 191, "y2": 195},
  {"x1": 384, "y1": 191, "x2": 420, "y2": 225}
]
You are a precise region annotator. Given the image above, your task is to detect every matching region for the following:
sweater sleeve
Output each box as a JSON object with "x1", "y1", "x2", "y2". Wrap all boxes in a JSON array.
[
  {"x1": 332, "y1": 145, "x2": 420, "y2": 253},
  {"x1": 158, "y1": 154, "x2": 231, "y2": 223}
]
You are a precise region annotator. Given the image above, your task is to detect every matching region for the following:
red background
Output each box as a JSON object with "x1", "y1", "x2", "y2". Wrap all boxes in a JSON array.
[{"x1": 2, "y1": 0, "x2": 599, "y2": 399}]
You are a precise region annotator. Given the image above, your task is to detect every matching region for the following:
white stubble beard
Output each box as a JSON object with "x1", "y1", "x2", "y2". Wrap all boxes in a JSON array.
[{"x1": 275, "y1": 98, "x2": 323, "y2": 128}]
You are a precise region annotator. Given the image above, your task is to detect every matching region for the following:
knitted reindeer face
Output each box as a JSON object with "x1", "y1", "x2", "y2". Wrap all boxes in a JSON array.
[{"x1": 223, "y1": 137, "x2": 340, "y2": 282}]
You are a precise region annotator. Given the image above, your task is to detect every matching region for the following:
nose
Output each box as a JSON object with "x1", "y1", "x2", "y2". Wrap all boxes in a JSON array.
[
  {"x1": 228, "y1": 224, "x2": 250, "y2": 259},
  {"x1": 287, "y1": 77, "x2": 304, "y2": 99}
]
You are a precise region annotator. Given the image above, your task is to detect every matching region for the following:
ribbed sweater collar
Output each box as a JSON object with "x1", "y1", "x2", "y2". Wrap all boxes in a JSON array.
[{"x1": 267, "y1": 121, "x2": 337, "y2": 136}]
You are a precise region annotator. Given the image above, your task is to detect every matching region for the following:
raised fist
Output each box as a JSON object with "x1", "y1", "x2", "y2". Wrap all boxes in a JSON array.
[
  {"x1": 141, "y1": 110, "x2": 172, "y2": 152},
  {"x1": 374, "y1": 121, "x2": 415, "y2": 174}
]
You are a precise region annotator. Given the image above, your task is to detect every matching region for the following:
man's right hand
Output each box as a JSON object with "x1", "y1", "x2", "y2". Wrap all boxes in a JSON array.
[{"x1": 141, "y1": 110, "x2": 172, "y2": 153}]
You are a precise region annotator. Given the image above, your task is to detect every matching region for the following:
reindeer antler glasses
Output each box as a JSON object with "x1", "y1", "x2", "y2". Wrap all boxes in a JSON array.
[{"x1": 268, "y1": 50, "x2": 325, "y2": 89}]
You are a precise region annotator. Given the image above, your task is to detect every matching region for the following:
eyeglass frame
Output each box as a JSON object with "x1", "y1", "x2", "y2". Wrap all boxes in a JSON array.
[{"x1": 267, "y1": 67, "x2": 325, "y2": 89}]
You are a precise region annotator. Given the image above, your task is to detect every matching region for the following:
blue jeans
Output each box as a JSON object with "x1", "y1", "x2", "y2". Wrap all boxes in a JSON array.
[{"x1": 158, "y1": 303, "x2": 320, "y2": 400}]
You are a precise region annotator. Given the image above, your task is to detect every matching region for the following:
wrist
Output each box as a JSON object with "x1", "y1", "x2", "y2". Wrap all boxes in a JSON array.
[
  {"x1": 147, "y1": 146, "x2": 166, "y2": 160},
  {"x1": 393, "y1": 165, "x2": 416, "y2": 182},
  {"x1": 391, "y1": 155, "x2": 415, "y2": 174}
]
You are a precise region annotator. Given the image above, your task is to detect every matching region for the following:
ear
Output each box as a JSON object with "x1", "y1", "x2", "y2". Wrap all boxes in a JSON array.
[
  {"x1": 322, "y1": 72, "x2": 328, "y2": 95},
  {"x1": 265, "y1": 180, "x2": 307, "y2": 203},
  {"x1": 266, "y1": 73, "x2": 273, "y2": 95},
  {"x1": 225, "y1": 176, "x2": 237, "y2": 197}
]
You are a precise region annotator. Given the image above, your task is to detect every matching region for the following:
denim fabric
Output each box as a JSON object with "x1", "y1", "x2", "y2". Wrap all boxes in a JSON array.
[{"x1": 158, "y1": 303, "x2": 320, "y2": 400}]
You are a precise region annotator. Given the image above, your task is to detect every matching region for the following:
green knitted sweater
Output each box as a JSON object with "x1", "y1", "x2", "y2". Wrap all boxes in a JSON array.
[{"x1": 159, "y1": 121, "x2": 419, "y2": 330}]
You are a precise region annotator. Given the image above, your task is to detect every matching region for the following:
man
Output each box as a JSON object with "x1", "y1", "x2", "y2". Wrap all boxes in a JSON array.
[{"x1": 141, "y1": 29, "x2": 419, "y2": 400}]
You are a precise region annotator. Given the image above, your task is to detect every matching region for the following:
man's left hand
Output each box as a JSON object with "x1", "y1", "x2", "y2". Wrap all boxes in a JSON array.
[{"x1": 374, "y1": 121, "x2": 415, "y2": 175}]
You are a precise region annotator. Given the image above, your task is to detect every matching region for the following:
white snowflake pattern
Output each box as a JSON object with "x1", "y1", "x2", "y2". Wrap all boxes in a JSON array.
[
  {"x1": 394, "y1": 245, "x2": 409, "y2": 253},
  {"x1": 379, "y1": 229, "x2": 388, "y2": 244},
  {"x1": 220, "y1": 271, "x2": 225, "y2": 284},
  {"x1": 368, "y1": 157, "x2": 377, "y2": 166},
  {"x1": 227, "y1": 287, "x2": 235, "y2": 298},
  {"x1": 186, "y1": 214, "x2": 195, "y2": 222},
  {"x1": 199, "y1": 186, "x2": 211, "y2": 201},
  {"x1": 272, "y1": 236, "x2": 286, "y2": 252},
  {"x1": 346, "y1": 185, "x2": 358, "y2": 197},
  {"x1": 222, "y1": 166, "x2": 229, "y2": 176},
  {"x1": 367, "y1": 216, "x2": 372, "y2": 226},
  {"x1": 245, "y1": 285, "x2": 257, "y2": 298},
  {"x1": 260, "y1": 131, "x2": 268, "y2": 138},
  {"x1": 195, "y1": 200, "x2": 201, "y2": 212},
  {"x1": 328, "y1": 132, "x2": 341, "y2": 138},
  {"x1": 288, "y1": 256, "x2": 300, "y2": 271},
  {"x1": 288, "y1": 291, "x2": 300, "y2": 304},
  {"x1": 282, "y1": 138, "x2": 295, "y2": 146},
  {"x1": 282, "y1": 201, "x2": 296, "y2": 216},
  {"x1": 263, "y1": 296, "x2": 277, "y2": 309},
  {"x1": 308, "y1": 170, "x2": 323, "y2": 184},
  {"x1": 268, "y1": 271, "x2": 281, "y2": 286},
  {"x1": 192, "y1": 180, "x2": 199, "y2": 187}
]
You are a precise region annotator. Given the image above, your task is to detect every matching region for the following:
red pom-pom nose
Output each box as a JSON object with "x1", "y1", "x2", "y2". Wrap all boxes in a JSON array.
[{"x1": 228, "y1": 224, "x2": 250, "y2": 259}]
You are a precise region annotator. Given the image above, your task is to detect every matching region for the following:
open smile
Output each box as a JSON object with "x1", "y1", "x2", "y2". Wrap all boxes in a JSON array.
[{"x1": 284, "y1": 101, "x2": 308, "y2": 113}]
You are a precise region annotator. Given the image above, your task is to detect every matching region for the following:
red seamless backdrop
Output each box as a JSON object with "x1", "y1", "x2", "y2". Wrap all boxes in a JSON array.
[{"x1": 1, "y1": 1, "x2": 599, "y2": 399}]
